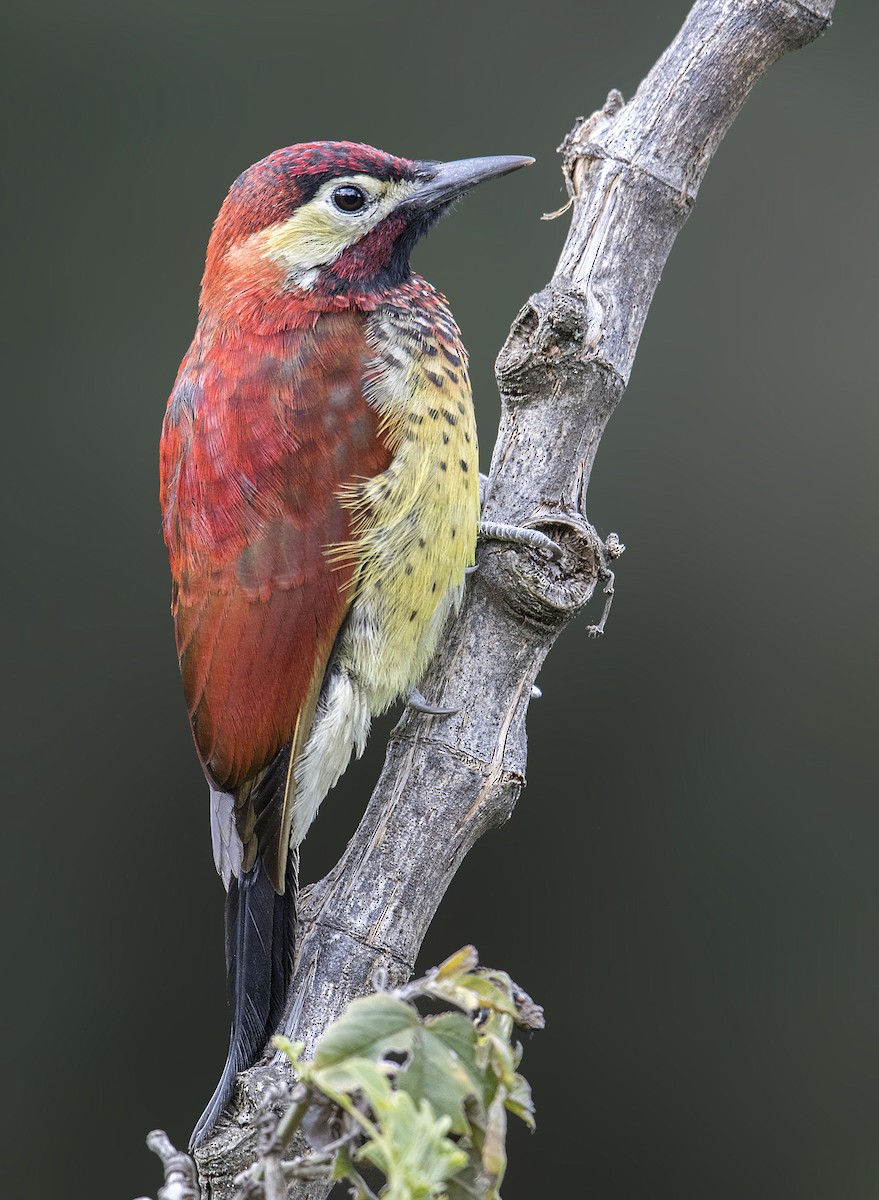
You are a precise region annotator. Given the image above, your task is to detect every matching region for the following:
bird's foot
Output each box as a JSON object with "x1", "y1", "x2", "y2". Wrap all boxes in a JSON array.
[
  {"x1": 478, "y1": 473, "x2": 562, "y2": 559},
  {"x1": 479, "y1": 520, "x2": 563, "y2": 561},
  {"x1": 408, "y1": 688, "x2": 459, "y2": 717}
]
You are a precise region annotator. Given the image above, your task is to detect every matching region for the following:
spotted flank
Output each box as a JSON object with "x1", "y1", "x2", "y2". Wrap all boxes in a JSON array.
[{"x1": 291, "y1": 278, "x2": 479, "y2": 838}]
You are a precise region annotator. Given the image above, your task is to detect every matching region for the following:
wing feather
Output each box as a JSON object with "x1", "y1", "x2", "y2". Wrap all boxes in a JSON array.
[{"x1": 161, "y1": 311, "x2": 392, "y2": 889}]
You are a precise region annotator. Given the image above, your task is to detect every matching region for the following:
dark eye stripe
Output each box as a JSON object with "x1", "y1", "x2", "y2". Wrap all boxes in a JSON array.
[{"x1": 333, "y1": 185, "x2": 367, "y2": 213}]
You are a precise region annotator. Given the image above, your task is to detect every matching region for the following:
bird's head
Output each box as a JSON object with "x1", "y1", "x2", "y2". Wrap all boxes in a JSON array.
[{"x1": 200, "y1": 141, "x2": 533, "y2": 326}]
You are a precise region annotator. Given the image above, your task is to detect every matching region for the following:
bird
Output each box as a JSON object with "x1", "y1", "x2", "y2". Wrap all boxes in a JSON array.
[{"x1": 159, "y1": 140, "x2": 534, "y2": 1147}]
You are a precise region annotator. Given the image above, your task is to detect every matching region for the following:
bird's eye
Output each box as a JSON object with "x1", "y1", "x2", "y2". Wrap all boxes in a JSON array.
[{"x1": 332, "y1": 185, "x2": 368, "y2": 214}]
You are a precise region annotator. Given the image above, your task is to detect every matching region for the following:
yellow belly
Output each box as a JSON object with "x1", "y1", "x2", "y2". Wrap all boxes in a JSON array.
[
  {"x1": 336, "y1": 292, "x2": 479, "y2": 712},
  {"x1": 290, "y1": 280, "x2": 479, "y2": 845}
]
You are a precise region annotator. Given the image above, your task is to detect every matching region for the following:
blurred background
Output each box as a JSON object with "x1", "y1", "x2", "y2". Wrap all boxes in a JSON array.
[{"x1": 2, "y1": 1, "x2": 877, "y2": 1197}]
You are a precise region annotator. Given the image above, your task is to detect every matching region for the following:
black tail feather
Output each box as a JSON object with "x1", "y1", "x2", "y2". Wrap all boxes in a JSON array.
[{"x1": 190, "y1": 855, "x2": 296, "y2": 1149}]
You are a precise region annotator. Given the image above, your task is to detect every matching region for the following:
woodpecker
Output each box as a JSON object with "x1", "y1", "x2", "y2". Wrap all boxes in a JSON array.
[{"x1": 160, "y1": 141, "x2": 533, "y2": 1146}]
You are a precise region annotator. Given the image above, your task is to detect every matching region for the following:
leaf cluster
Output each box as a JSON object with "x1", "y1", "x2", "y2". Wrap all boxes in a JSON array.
[{"x1": 267, "y1": 946, "x2": 543, "y2": 1200}]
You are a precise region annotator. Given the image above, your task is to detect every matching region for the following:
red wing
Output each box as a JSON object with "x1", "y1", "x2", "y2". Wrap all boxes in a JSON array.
[{"x1": 160, "y1": 311, "x2": 391, "y2": 792}]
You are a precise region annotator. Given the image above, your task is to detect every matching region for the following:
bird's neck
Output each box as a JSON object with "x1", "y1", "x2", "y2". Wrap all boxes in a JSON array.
[{"x1": 199, "y1": 240, "x2": 409, "y2": 335}]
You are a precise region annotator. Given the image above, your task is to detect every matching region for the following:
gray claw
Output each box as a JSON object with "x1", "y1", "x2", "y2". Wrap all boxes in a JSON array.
[
  {"x1": 408, "y1": 688, "x2": 459, "y2": 717},
  {"x1": 480, "y1": 521, "x2": 563, "y2": 561}
]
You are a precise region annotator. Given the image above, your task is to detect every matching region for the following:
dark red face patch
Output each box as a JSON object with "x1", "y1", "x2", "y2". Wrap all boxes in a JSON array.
[{"x1": 328, "y1": 214, "x2": 408, "y2": 284}]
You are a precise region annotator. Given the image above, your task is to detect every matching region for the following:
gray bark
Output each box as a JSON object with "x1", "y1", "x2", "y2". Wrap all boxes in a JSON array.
[{"x1": 188, "y1": 1, "x2": 836, "y2": 1195}]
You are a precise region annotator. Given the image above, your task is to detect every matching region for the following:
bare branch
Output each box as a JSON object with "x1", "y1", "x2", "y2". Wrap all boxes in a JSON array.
[
  {"x1": 186, "y1": 2, "x2": 836, "y2": 1195},
  {"x1": 138, "y1": 1130, "x2": 200, "y2": 1200}
]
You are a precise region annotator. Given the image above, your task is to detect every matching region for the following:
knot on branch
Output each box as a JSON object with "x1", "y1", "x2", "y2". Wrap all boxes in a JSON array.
[
  {"x1": 558, "y1": 88, "x2": 625, "y2": 175},
  {"x1": 482, "y1": 511, "x2": 604, "y2": 630},
  {"x1": 546, "y1": 89, "x2": 628, "y2": 206},
  {"x1": 496, "y1": 282, "x2": 589, "y2": 401}
]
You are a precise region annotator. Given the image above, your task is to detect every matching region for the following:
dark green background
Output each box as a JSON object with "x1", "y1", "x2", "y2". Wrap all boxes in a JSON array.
[{"x1": 3, "y1": 1, "x2": 876, "y2": 1196}]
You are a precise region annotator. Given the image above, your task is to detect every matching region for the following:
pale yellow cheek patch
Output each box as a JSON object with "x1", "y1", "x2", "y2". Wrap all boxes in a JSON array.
[
  {"x1": 256, "y1": 175, "x2": 416, "y2": 285},
  {"x1": 261, "y1": 206, "x2": 360, "y2": 276}
]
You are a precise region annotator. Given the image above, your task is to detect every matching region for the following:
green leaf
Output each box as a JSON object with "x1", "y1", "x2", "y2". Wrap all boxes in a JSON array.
[
  {"x1": 397, "y1": 1013, "x2": 488, "y2": 1134},
  {"x1": 427, "y1": 970, "x2": 521, "y2": 1020},
  {"x1": 503, "y1": 1072, "x2": 535, "y2": 1130},
  {"x1": 332, "y1": 1143, "x2": 356, "y2": 1182},
  {"x1": 480, "y1": 1028, "x2": 518, "y2": 1091},
  {"x1": 272, "y1": 1035, "x2": 304, "y2": 1066},
  {"x1": 480, "y1": 1089, "x2": 508, "y2": 1199},
  {"x1": 443, "y1": 1149, "x2": 488, "y2": 1200},
  {"x1": 358, "y1": 1091, "x2": 467, "y2": 1200},
  {"x1": 312, "y1": 1055, "x2": 392, "y2": 1123},
  {"x1": 313, "y1": 993, "x2": 419, "y2": 1069},
  {"x1": 435, "y1": 945, "x2": 480, "y2": 979}
]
